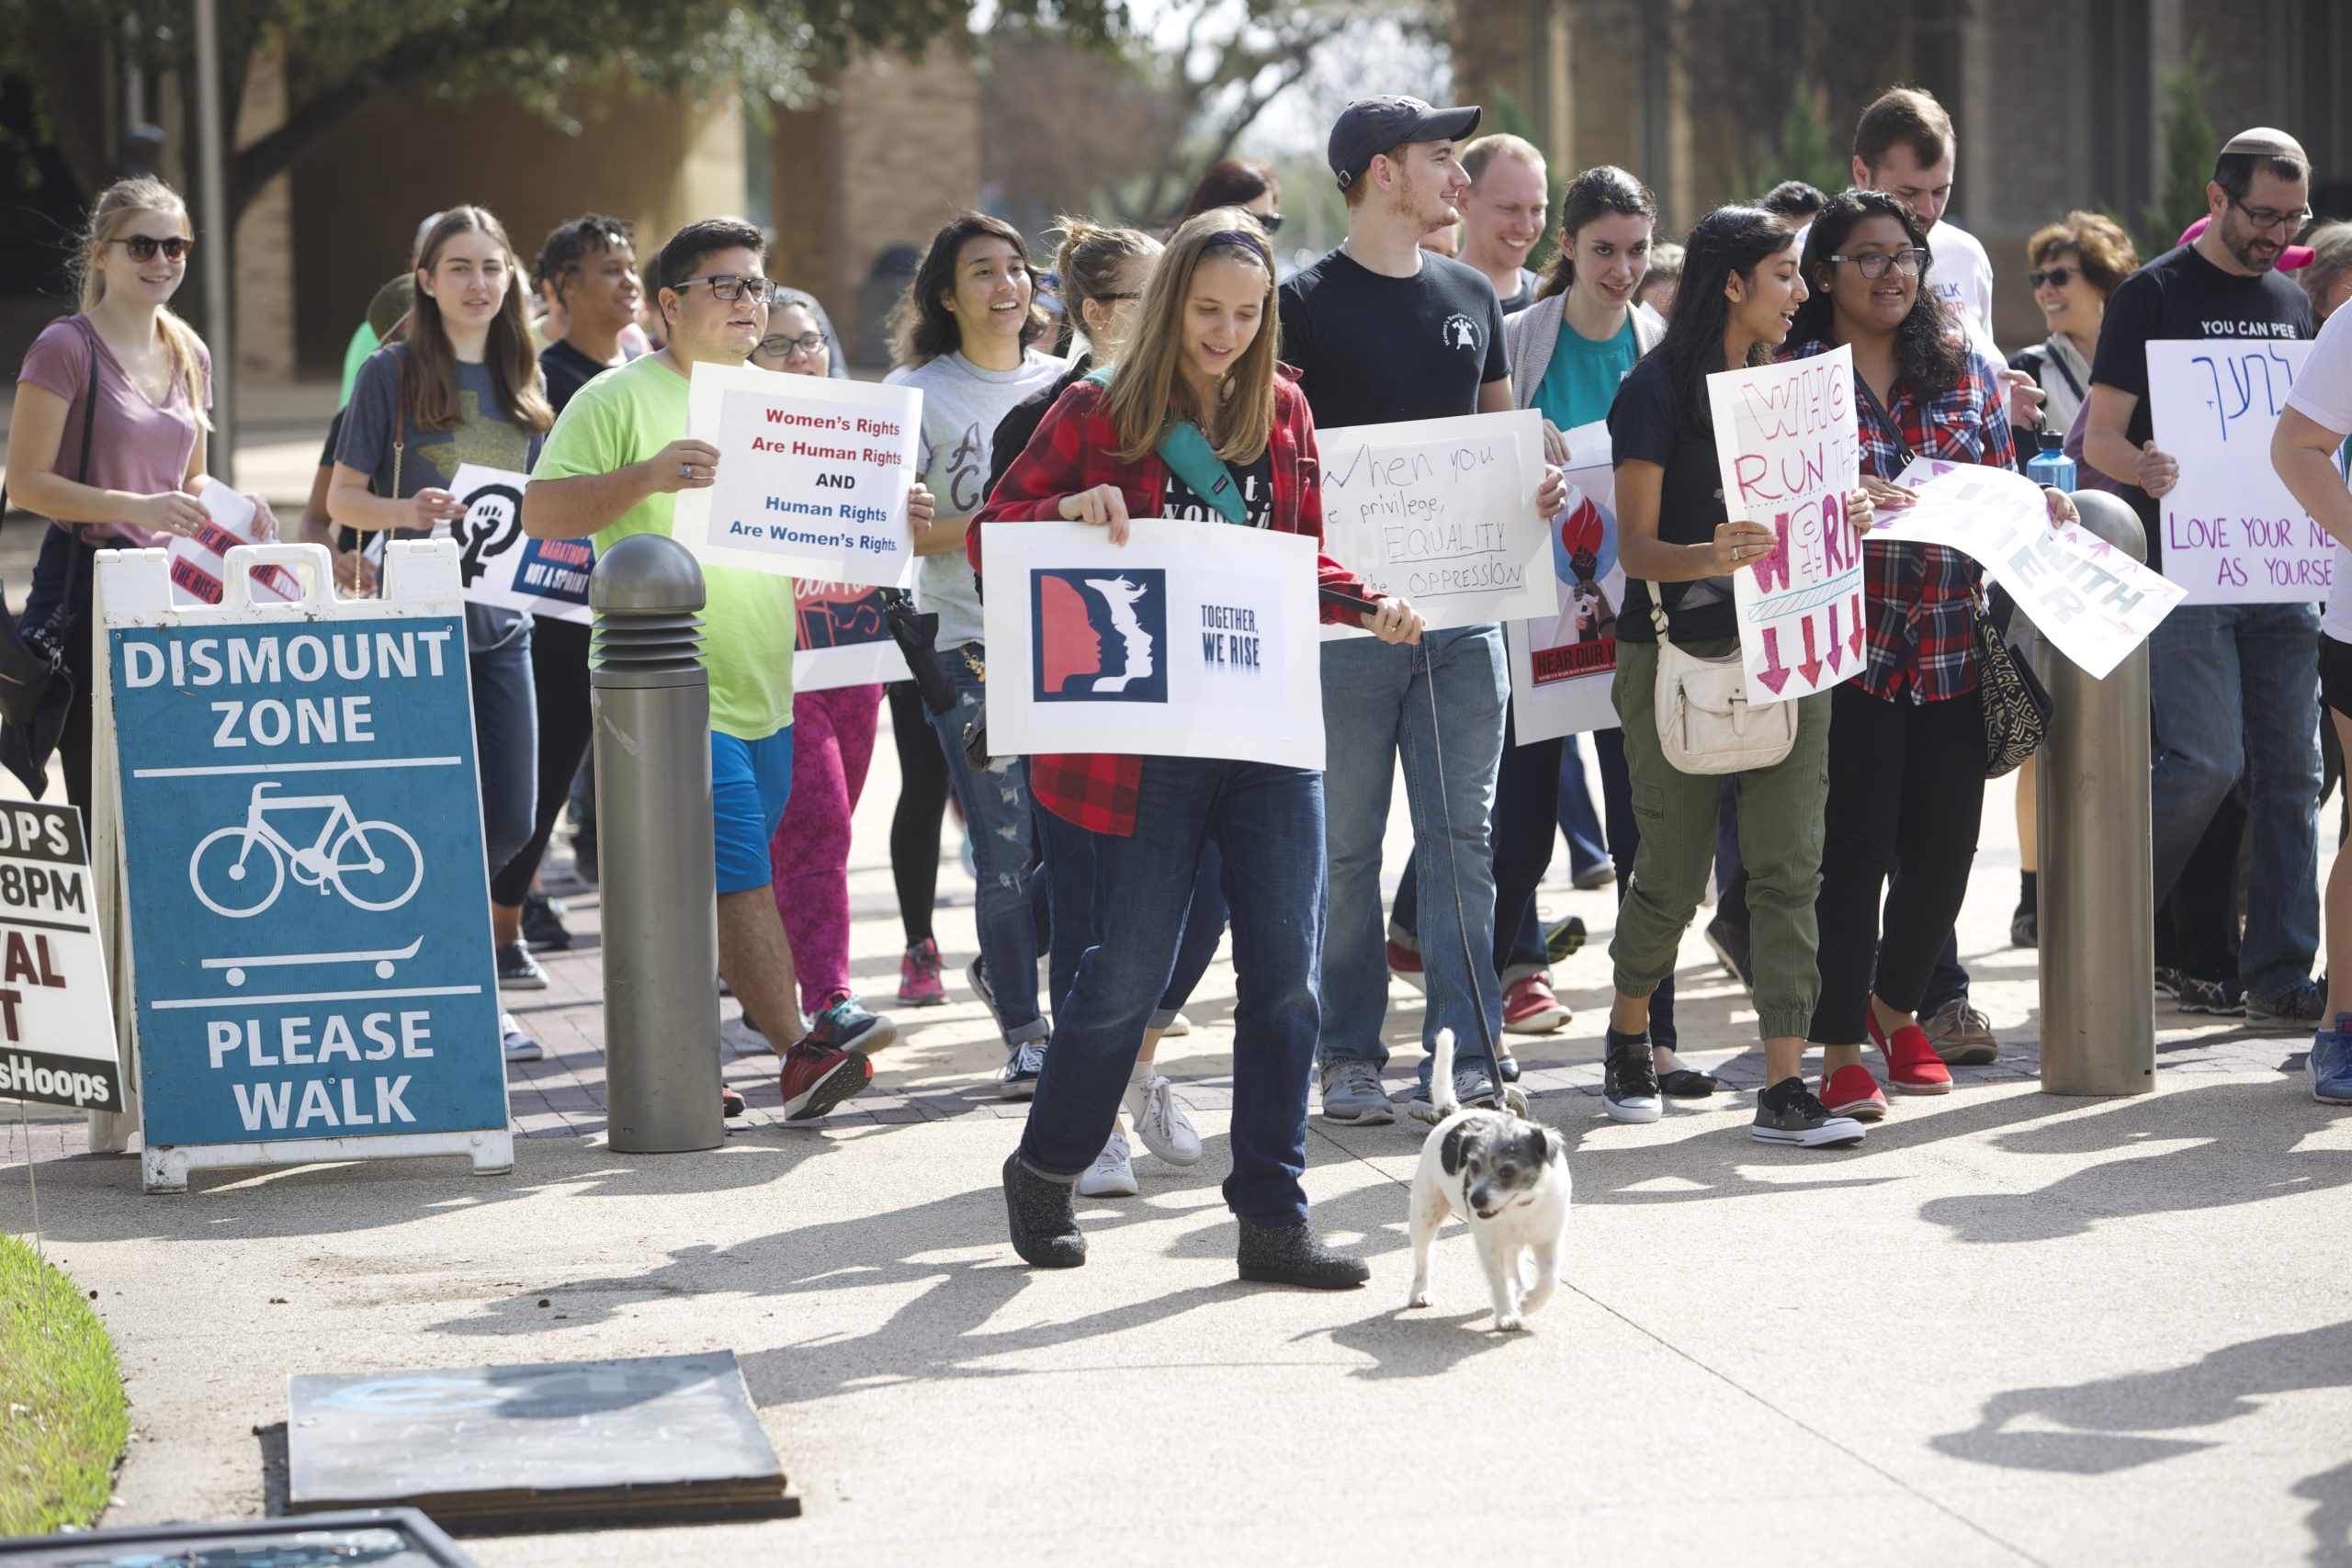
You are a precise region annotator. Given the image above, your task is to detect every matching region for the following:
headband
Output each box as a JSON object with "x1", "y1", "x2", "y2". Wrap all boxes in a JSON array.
[{"x1": 1204, "y1": 229, "x2": 1271, "y2": 262}]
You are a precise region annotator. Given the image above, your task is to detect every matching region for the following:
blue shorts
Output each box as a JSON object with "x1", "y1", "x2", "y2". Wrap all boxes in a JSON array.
[{"x1": 712, "y1": 728, "x2": 795, "y2": 895}]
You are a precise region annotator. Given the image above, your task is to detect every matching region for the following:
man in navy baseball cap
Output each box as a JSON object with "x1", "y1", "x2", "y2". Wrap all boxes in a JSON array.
[{"x1": 1329, "y1": 96, "x2": 1483, "y2": 191}]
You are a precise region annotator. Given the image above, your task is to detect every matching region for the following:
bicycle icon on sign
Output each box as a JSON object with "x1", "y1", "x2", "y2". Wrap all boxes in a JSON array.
[{"x1": 188, "y1": 782, "x2": 424, "y2": 919}]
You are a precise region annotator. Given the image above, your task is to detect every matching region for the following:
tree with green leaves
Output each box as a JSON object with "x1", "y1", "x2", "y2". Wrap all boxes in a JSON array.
[{"x1": 2143, "y1": 39, "x2": 2218, "y2": 258}]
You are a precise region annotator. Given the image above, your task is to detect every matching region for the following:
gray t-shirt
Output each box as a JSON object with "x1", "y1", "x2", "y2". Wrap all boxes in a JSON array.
[{"x1": 888, "y1": 348, "x2": 1066, "y2": 650}]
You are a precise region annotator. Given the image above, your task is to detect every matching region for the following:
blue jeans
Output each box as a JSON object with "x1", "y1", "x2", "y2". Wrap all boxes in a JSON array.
[
  {"x1": 931, "y1": 643, "x2": 1048, "y2": 1044},
  {"x1": 1558, "y1": 734, "x2": 1608, "y2": 878},
  {"x1": 1020, "y1": 758, "x2": 1326, "y2": 1224},
  {"x1": 1317, "y1": 627, "x2": 1507, "y2": 1086},
  {"x1": 1036, "y1": 800, "x2": 1228, "y2": 1029},
  {"x1": 2148, "y1": 602, "x2": 2322, "y2": 996},
  {"x1": 468, "y1": 604, "x2": 537, "y2": 880}
]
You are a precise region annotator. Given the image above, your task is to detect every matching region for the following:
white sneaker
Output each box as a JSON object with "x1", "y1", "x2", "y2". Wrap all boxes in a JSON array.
[
  {"x1": 500, "y1": 1010, "x2": 544, "y2": 1063},
  {"x1": 1125, "y1": 1074, "x2": 1203, "y2": 1165},
  {"x1": 1076, "y1": 1129, "x2": 1140, "y2": 1197},
  {"x1": 1161, "y1": 1011, "x2": 1193, "y2": 1037}
]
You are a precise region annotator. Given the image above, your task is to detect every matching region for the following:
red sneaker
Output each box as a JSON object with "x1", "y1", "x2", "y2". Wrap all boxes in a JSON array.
[
  {"x1": 1502, "y1": 972, "x2": 1571, "y2": 1034},
  {"x1": 1867, "y1": 1013, "x2": 1954, "y2": 1095},
  {"x1": 1819, "y1": 1063, "x2": 1887, "y2": 1122},
  {"x1": 779, "y1": 1040, "x2": 872, "y2": 1121},
  {"x1": 1386, "y1": 940, "x2": 1426, "y2": 993}
]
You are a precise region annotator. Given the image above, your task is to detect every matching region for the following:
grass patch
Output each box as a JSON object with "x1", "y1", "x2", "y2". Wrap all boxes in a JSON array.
[{"x1": 1, "y1": 1233, "x2": 129, "y2": 1534}]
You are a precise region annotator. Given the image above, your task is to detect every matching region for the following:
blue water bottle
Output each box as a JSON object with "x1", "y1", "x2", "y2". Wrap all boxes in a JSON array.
[{"x1": 2027, "y1": 429, "x2": 2075, "y2": 492}]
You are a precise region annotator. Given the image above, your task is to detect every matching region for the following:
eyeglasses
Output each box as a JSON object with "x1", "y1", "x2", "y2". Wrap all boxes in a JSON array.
[
  {"x1": 1826, "y1": 248, "x2": 1928, "y2": 279},
  {"x1": 670, "y1": 275, "x2": 777, "y2": 305},
  {"x1": 759, "y1": 333, "x2": 828, "y2": 357},
  {"x1": 2027, "y1": 265, "x2": 2078, "y2": 289},
  {"x1": 107, "y1": 235, "x2": 195, "y2": 263},
  {"x1": 2227, "y1": 195, "x2": 2313, "y2": 233}
]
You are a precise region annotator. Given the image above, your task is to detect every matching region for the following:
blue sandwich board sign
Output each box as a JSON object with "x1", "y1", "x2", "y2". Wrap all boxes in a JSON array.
[{"x1": 96, "y1": 541, "x2": 512, "y2": 1192}]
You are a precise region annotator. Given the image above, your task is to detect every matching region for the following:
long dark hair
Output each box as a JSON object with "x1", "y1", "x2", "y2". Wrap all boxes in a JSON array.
[
  {"x1": 407, "y1": 206, "x2": 552, "y2": 435},
  {"x1": 890, "y1": 211, "x2": 1049, "y2": 367},
  {"x1": 1654, "y1": 205, "x2": 1797, "y2": 430},
  {"x1": 1791, "y1": 187, "x2": 1966, "y2": 400},
  {"x1": 1175, "y1": 160, "x2": 1276, "y2": 227},
  {"x1": 1535, "y1": 165, "x2": 1657, "y2": 302}
]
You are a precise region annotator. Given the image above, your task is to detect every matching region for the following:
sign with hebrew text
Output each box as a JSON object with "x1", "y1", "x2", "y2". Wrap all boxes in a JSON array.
[{"x1": 2148, "y1": 337, "x2": 2326, "y2": 604}]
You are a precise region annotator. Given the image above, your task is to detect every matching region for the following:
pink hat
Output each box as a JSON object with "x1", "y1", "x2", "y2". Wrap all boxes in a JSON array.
[{"x1": 2178, "y1": 213, "x2": 2315, "y2": 269}]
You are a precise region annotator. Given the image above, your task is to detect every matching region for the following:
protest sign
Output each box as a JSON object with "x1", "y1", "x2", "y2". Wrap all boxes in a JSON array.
[
  {"x1": 447, "y1": 464, "x2": 594, "y2": 625},
  {"x1": 0, "y1": 802, "x2": 121, "y2": 1115},
  {"x1": 2147, "y1": 337, "x2": 2329, "y2": 604},
  {"x1": 1317, "y1": 409, "x2": 1550, "y2": 631},
  {"x1": 167, "y1": 479, "x2": 299, "y2": 607},
  {"x1": 97, "y1": 540, "x2": 512, "y2": 1191},
  {"x1": 978, "y1": 518, "x2": 1324, "y2": 770},
  {"x1": 793, "y1": 577, "x2": 911, "y2": 693},
  {"x1": 672, "y1": 362, "x2": 921, "y2": 587},
  {"x1": 1507, "y1": 421, "x2": 1623, "y2": 740},
  {"x1": 1709, "y1": 344, "x2": 1865, "y2": 703},
  {"x1": 1871, "y1": 458, "x2": 2184, "y2": 680}
]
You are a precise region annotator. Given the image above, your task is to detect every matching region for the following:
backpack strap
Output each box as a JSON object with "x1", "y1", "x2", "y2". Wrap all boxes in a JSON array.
[{"x1": 1087, "y1": 363, "x2": 1250, "y2": 526}]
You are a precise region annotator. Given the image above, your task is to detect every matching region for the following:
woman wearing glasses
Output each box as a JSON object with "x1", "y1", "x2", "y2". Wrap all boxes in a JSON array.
[
  {"x1": 1172, "y1": 159, "x2": 1283, "y2": 237},
  {"x1": 1785, "y1": 189, "x2": 2075, "y2": 1123},
  {"x1": 6, "y1": 176, "x2": 278, "y2": 810}
]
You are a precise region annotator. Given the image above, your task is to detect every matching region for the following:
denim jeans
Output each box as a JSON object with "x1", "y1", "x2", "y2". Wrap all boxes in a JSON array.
[
  {"x1": 931, "y1": 643, "x2": 1048, "y2": 1044},
  {"x1": 468, "y1": 604, "x2": 538, "y2": 880},
  {"x1": 1020, "y1": 757, "x2": 1326, "y2": 1224},
  {"x1": 1317, "y1": 627, "x2": 1507, "y2": 1086},
  {"x1": 1388, "y1": 708, "x2": 1557, "y2": 986},
  {"x1": 1036, "y1": 799, "x2": 1228, "y2": 1029},
  {"x1": 2148, "y1": 602, "x2": 2322, "y2": 996}
]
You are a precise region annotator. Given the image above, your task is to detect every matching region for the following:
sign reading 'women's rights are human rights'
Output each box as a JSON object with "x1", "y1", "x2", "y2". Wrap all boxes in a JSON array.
[{"x1": 671, "y1": 362, "x2": 922, "y2": 588}]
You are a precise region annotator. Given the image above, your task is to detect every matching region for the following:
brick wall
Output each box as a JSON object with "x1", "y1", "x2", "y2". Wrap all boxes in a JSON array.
[{"x1": 231, "y1": 41, "x2": 294, "y2": 383}]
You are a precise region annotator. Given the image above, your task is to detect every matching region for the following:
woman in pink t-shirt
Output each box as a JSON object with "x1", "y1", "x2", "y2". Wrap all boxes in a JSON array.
[{"x1": 5, "y1": 175, "x2": 277, "y2": 809}]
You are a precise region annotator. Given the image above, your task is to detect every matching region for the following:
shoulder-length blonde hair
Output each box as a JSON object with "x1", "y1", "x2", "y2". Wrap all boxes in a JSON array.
[
  {"x1": 1104, "y1": 208, "x2": 1278, "y2": 465},
  {"x1": 406, "y1": 206, "x2": 553, "y2": 435},
  {"x1": 72, "y1": 176, "x2": 210, "y2": 429}
]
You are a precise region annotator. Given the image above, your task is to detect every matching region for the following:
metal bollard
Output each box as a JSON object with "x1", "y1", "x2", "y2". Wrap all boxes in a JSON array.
[
  {"x1": 2037, "y1": 488, "x2": 2156, "y2": 1095},
  {"x1": 592, "y1": 533, "x2": 723, "y2": 1150}
]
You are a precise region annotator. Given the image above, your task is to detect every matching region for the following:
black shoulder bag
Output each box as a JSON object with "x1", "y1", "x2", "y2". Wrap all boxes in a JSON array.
[{"x1": 0, "y1": 322, "x2": 101, "y2": 796}]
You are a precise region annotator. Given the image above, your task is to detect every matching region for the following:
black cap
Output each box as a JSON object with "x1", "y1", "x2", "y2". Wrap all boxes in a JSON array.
[{"x1": 1329, "y1": 96, "x2": 1483, "y2": 190}]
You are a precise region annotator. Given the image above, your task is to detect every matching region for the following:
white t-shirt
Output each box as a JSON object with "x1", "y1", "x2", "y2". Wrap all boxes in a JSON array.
[
  {"x1": 1792, "y1": 214, "x2": 2002, "y2": 357},
  {"x1": 2283, "y1": 302, "x2": 2352, "y2": 642}
]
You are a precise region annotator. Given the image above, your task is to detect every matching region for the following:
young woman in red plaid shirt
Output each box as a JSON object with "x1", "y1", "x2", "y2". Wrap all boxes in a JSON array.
[
  {"x1": 974, "y1": 209, "x2": 1424, "y2": 1286},
  {"x1": 1784, "y1": 189, "x2": 2075, "y2": 1122}
]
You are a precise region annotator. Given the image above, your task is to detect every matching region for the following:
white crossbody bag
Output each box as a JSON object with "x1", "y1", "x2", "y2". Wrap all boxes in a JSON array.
[{"x1": 1650, "y1": 595, "x2": 1797, "y2": 775}]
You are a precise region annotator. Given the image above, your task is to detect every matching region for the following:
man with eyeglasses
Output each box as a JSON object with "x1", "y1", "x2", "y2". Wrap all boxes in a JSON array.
[
  {"x1": 526, "y1": 217, "x2": 928, "y2": 1121},
  {"x1": 2085, "y1": 128, "x2": 2324, "y2": 1031}
]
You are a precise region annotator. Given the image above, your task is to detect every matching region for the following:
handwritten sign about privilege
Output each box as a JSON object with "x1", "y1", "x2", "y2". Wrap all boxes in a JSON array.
[
  {"x1": 168, "y1": 479, "x2": 298, "y2": 607},
  {"x1": 1708, "y1": 345, "x2": 1864, "y2": 703},
  {"x1": 1872, "y1": 459, "x2": 2183, "y2": 680},
  {"x1": 1317, "y1": 409, "x2": 1550, "y2": 633},
  {"x1": 447, "y1": 465, "x2": 593, "y2": 625},
  {"x1": 672, "y1": 363, "x2": 922, "y2": 587},
  {"x1": 1508, "y1": 422, "x2": 1623, "y2": 741},
  {"x1": 2147, "y1": 338, "x2": 2327, "y2": 604}
]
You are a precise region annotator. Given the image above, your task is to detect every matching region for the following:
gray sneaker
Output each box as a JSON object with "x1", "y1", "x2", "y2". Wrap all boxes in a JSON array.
[
  {"x1": 2247, "y1": 979, "x2": 2325, "y2": 1031},
  {"x1": 1406, "y1": 1067, "x2": 1499, "y2": 1125},
  {"x1": 1318, "y1": 1059, "x2": 1395, "y2": 1125}
]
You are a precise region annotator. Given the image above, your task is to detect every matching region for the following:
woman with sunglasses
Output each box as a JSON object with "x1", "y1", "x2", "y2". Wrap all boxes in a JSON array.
[
  {"x1": 976, "y1": 209, "x2": 1421, "y2": 1283},
  {"x1": 6, "y1": 176, "x2": 278, "y2": 811},
  {"x1": 1785, "y1": 189, "x2": 2075, "y2": 1123},
  {"x1": 1172, "y1": 159, "x2": 1282, "y2": 238}
]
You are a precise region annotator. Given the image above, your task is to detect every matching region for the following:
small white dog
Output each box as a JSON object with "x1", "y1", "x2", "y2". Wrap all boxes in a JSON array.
[{"x1": 1405, "y1": 1029, "x2": 1572, "y2": 1331}]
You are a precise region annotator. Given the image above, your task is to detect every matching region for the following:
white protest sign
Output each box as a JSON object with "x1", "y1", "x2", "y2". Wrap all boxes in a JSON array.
[
  {"x1": 168, "y1": 479, "x2": 299, "y2": 607},
  {"x1": 1507, "y1": 422, "x2": 1622, "y2": 740},
  {"x1": 1317, "y1": 409, "x2": 1550, "y2": 632},
  {"x1": 2147, "y1": 337, "x2": 2329, "y2": 603},
  {"x1": 672, "y1": 363, "x2": 921, "y2": 587},
  {"x1": 0, "y1": 802, "x2": 122, "y2": 1115},
  {"x1": 1873, "y1": 458, "x2": 2183, "y2": 680},
  {"x1": 1709, "y1": 345, "x2": 1865, "y2": 703},
  {"x1": 792, "y1": 577, "x2": 912, "y2": 693},
  {"x1": 978, "y1": 518, "x2": 1324, "y2": 769},
  {"x1": 447, "y1": 464, "x2": 594, "y2": 625}
]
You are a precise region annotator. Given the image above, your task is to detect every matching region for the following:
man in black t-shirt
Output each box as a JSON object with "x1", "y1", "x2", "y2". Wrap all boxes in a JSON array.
[
  {"x1": 533, "y1": 215, "x2": 645, "y2": 414},
  {"x1": 1279, "y1": 96, "x2": 1564, "y2": 1126},
  {"x1": 2084, "y1": 127, "x2": 2324, "y2": 1026}
]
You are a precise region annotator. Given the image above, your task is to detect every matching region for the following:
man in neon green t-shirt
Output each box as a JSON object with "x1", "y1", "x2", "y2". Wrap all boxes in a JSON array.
[{"x1": 526, "y1": 217, "x2": 933, "y2": 1122}]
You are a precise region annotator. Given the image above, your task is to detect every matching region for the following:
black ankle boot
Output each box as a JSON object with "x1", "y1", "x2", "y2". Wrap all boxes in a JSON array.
[
  {"x1": 1003, "y1": 1153, "x2": 1085, "y2": 1269},
  {"x1": 1236, "y1": 1218, "x2": 1368, "y2": 1290}
]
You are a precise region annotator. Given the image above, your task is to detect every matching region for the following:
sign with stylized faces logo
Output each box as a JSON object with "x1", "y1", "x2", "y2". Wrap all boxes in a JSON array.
[
  {"x1": 447, "y1": 464, "x2": 593, "y2": 624},
  {"x1": 980, "y1": 519, "x2": 1322, "y2": 769}
]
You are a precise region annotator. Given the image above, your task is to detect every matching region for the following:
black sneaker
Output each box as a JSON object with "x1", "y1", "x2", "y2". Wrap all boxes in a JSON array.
[
  {"x1": 2009, "y1": 908, "x2": 2036, "y2": 949},
  {"x1": 2154, "y1": 965, "x2": 2185, "y2": 999},
  {"x1": 1751, "y1": 1077, "x2": 1866, "y2": 1147},
  {"x1": 1543, "y1": 915, "x2": 1588, "y2": 964},
  {"x1": 2246, "y1": 978, "x2": 2324, "y2": 1030},
  {"x1": 522, "y1": 889, "x2": 572, "y2": 952},
  {"x1": 2176, "y1": 976, "x2": 2245, "y2": 1016},
  {"x1": 496, "y1": 941, "x2": 548, "y2": 990},
  {"x1": 1703, "y1": 915, "x2": 1754, "y2": 991},
  {"x1": 1601, "y1": 1028, "x2": 1662, "y2": 1123}
]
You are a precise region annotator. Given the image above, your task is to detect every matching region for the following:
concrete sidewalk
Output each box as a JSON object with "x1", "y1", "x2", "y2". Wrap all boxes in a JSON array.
[{"x1": 4, "y1": 732, "x2": 2348, "y2": 1565}]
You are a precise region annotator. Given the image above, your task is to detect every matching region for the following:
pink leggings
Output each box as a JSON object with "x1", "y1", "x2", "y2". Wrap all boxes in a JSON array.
[{"x1": 770, "y1": 682, "x2": 883, "y2": 1014}]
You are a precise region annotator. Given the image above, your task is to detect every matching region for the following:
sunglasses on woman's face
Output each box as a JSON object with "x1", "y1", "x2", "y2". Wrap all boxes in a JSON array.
[
  {"x1": 109, "y1": 235, "x2": 195, "y2": 263},
  {"x1": 1256, "y1": 212, "x2": 1284, "y2": 234},
  {"x1": 2028, "y1": 266, "x2": 2078, "y2": 290}
]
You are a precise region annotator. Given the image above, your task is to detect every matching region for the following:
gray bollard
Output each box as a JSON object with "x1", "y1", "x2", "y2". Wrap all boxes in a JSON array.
[
  {"x1": 591, "y1": 533, "x2": 723, "y2": 1151},
  {"x1": 2036, "y1": 488, "x2": 2156, "y2": 1095}
]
